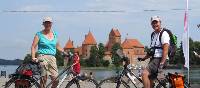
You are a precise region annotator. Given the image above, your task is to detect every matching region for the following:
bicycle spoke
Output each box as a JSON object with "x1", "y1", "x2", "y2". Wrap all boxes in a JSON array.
[
  {"x1": 98, "y1": 77, "x2": 130, "y2": 88},
  {"x1": 65, "y1": 77, "x2": 98, "y2": 88}
]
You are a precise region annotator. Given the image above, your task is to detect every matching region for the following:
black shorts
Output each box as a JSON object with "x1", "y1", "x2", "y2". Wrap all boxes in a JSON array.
[{"x1": 146, "y1": 58, "x2": 162, "y2": 80}]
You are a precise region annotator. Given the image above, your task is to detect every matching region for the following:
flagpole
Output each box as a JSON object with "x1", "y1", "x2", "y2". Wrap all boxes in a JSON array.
[{"x1": 186, "y1": 0, "x2": 190, "y2": 85}]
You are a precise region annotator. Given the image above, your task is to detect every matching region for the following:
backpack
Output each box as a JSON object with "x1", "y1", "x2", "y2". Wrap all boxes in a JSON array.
[
  {"x1": 168, "y1": 72, "x2": 185, "y2": 88},
  {"x1": 16, "y1": 62, "x2": 41, "y2": 76},
  {"x1": 151, "y1": 28, "x2": 177, "y2": 59}
]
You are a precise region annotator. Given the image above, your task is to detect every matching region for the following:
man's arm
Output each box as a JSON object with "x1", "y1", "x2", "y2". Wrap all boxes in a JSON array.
[
  {"x1": 160, "y1": 31, "x2": 170, "y2": 65},
  {"x1": 143, "y1": 54, "x2": 150, "y2": 60},
  {"x1": 160, "y1": 43, "x2": 169, "y2": 64}
]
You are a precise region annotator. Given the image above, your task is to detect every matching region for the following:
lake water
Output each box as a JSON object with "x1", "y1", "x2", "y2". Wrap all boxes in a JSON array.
[{"x1": 0, "y1": 65, "x2": 199, "y2": 84}]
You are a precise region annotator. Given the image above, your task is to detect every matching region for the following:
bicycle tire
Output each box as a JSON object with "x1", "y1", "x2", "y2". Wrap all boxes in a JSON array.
[
  {"x1": 98, "y1": 76, "x2": 130, "y2": 88},
  {"x1": 65, "y1": 78, "x2": 80, "y2": 88},
  {"x1": 65, "y1": 77, "x2": 98, "y2": 88},
  {"x1": 4, "y1": 76, "x2": 40, "y2": 88}
]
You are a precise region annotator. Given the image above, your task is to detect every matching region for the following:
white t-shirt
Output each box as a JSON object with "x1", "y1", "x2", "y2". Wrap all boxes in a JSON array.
[{"x1": 150, "y1": 29, "x2": 170, "y2": 58}]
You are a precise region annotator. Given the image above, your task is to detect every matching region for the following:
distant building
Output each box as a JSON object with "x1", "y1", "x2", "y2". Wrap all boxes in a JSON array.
[
  {"x1": 64, "y1": 28, "x2": 146, "y2": 66},
  {"x1": 105, "y1": 28, "x2": 121, "y2": 51},
  {"x1": 82, "y1": 31, "x2": 97, "y2": 59},
  {"x1": 64, "y1": 38, "x2": 74, "y2": 51},
  {"x1": 104, "y1": 28, "x2": 145, "y2": 65},
  {"x1": 121, "y1": 38, "x2": 145, "y2": 65}
]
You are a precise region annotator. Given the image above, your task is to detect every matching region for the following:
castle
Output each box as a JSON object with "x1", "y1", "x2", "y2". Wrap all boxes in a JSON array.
[{"x1": 64, "y1": 28, "x2": 146, "y2": 65}]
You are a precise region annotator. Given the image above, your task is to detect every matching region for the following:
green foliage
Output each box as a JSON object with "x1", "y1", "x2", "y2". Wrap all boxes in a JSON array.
[
  {"x1": 170, "y1": 38, "x2": 200, "y2": 66},
  {"x1": 80, "y1": 59, "x2": 86, "y2": 66},
  {"x1": 86, "y1": 46, "x2": 98, "y2": 67},
  {"x1": 102, "y1": 60, "x2": 110, "y2": 67},
  {"x1": 111, "y1": 43, "x2": 122, "y2": 67},
  {"x1": 55, "y1": 49, "x2": 64, "y2": 66},
  {"x1": 23, "y1": 54, "x2": 32, "y2": 64},
  {"x1": 189, "y1": 38, "x2": 200, "y2": 65},
  {"x1": 98, "y1": 43, "x2": 105, "y2": 62},
  {"x1": 84, "y1": 43, "x2": 110, "y2": 67},
  {"x1": 171, "y1": 42, "x2": 185, "y2": 65}
]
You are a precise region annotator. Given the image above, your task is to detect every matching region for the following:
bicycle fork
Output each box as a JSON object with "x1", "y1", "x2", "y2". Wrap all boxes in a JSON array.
[{"x1": 56, "y1": 73, "x2": 69, "y2": 88}]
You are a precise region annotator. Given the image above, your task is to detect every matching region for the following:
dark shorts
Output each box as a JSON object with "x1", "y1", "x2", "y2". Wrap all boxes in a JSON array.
[{"x1": 146, "y1": 58, "x2": 162, "y2": 80}]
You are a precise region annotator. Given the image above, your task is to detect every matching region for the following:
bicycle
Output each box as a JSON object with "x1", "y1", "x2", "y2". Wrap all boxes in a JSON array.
[
  {"x1": 65, "y1": 72, "x2": 98, "y2": 88},
  {"x1": 4, "y1": 61, "x2": 41, "y2": 88},
  {"x1": 97, "y1": 49, "x2": 174, "y2": 88},
  {"x1": 4, "y1": 55, "x2": 98, "y2": 88},
  {"x1": 97, "y1": 50, "x2": 143, "y2": 88}
]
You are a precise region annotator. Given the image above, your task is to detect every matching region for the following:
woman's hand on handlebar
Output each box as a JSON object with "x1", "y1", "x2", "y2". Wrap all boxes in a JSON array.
[
  {"x1": 32, "y1": 58, "x2": 38, "y2": 62},
  {"x1": 62, "y1": 51, "x2": 74, "y2": 57}
]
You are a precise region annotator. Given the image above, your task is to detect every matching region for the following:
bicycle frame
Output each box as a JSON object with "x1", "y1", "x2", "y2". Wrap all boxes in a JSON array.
[
  {"x1": 127, "y1": 69, "x2": 143, "y2": 84},
  {"x1": 111, "y1": 65, "x2": 143, "y2": 88},
  {"x1": 45, "y1": 65, "x2": 74, "y2": 88}
]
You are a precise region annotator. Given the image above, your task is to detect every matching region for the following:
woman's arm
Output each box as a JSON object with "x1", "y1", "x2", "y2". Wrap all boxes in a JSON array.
[
  {"x1": 31, "y1": 35, "x2": 39, "y2": 61},
  {"x1": 56, "y1": 42, "x2": 64, "y2": 53}
]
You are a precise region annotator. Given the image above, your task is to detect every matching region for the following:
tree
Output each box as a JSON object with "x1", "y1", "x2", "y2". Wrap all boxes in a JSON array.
[
  {"x1": 86, "y1": 46, "x2": 98, "y2": 67},
  {"x1": 172, "y1": 38, "x2": 200, "y2": 66},
  {"x1": 84, "y1": 43, "x2": 109, "y2": 67},
  {"x1": 55, "y1": 49, "x2": 64, "y2": 66},
  {"x1": 189, "y1": 38, "x2": 200, "y2": 65},
  {"x1": 23, "y1": 54, "x2": 32, "y2": 64},
  {"x1": 111, "y1": 43, "x2": 122, "y2": 67},
  {"x1": 98, "y1": 43, "x2": 105, "y2": 62},
  {"x1": 102, "y1": 60, "x2": 110, "y2": 67},
  {"x1": 171, "y1": 42, "x2": 185, "y2": 65}
]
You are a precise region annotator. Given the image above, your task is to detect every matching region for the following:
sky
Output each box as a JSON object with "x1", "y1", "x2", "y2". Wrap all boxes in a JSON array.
[{"x1": 0, "y1": 0, "x2": 200, "y2": 60}]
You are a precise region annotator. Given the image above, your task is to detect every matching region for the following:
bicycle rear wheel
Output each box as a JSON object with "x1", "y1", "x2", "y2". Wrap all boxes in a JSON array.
[
  {"x1": 4, "y1": 77, "x2": 40, "y2": 88},
  {"x1": 65, "y1": 77, "x2": 98, "y2": 88},
  {"x1": 98, "y1": 77, "x2": 130, "y2": 88}
]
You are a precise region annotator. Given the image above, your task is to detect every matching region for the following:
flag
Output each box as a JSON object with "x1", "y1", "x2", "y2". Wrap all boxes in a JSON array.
[{"x1": 182, "y1": 0, "x2": 189, "y2": 69}]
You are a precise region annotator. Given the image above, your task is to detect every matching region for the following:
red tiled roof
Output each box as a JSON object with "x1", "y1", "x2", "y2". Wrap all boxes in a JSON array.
[
  {"x1": 64, "y1": 38, "x2": 74, "y2": 49},
  {"x1": 83, "y1": 31, "x2": 97, "y2": 45},
  {"x1": 122, "y1": 39, "x2": 144, "y2": 49},
  {"x1": 110, "y1": 28, "x2": 121, "y2": 37}
]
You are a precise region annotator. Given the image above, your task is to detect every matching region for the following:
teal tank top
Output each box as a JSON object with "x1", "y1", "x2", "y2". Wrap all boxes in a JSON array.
[{"x1": 36, "y1": 31, "x2": 57, "y2": 55}]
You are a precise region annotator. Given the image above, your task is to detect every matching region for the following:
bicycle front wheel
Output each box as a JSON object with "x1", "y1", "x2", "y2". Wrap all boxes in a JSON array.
[
  {"x1": 65, "y1": 77, "x2": 98, "y2": 88},
  {"x1": 98, "y1": 77, "x2": 130, "y2": 88}
]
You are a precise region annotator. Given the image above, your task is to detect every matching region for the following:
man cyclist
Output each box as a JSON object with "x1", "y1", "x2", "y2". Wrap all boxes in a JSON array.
[{"x1": 139, "y1": 16, "x2": 170, "y2": 88}]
